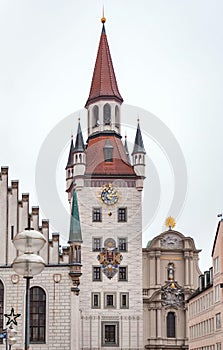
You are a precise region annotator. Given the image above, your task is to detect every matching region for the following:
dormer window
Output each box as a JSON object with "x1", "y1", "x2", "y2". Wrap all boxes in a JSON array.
[
  {"x1": 103, "y1": 139, "x2": 113, "y2": 162},
  {"x1": 103, "y1": 104, "x2": 111, "y2": 125}
]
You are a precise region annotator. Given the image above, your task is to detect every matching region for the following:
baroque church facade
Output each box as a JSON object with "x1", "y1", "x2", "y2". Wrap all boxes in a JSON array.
[{"x1": 0, "y1": 17, "x2": 201, "y2": 350}]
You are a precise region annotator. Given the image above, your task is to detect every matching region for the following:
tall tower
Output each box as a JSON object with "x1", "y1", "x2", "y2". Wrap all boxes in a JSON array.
[{"x1": 66, "y1": 17, "x2": 146, "y2": 350}]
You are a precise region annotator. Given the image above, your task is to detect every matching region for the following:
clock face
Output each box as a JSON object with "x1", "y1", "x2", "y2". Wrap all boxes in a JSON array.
[{"x1": 101, "y1": 184, "x2": 119, "y2": 205}]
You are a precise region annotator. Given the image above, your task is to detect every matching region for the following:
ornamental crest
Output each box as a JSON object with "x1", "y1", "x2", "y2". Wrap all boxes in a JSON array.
[
  {"x1": 97, "y1": 238, "x2": 123, "y2": 279},
  {"x1": 161, "y1": 282, "x2": 185, "y2": 308}
]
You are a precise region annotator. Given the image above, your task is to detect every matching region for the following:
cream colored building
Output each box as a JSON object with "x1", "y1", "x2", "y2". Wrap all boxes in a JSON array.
[
  {"x1": 143, "y1": 228, "x2": 201, "y2": 349},
  {"x1": 188, "y1": 219, "x2": 223, "y2": 350}
]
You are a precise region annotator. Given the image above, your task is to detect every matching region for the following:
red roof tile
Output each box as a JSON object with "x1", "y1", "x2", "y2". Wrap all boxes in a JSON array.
[
  {"x1": 85, "y1": 24, "x2": 123, "y2": 107},
  {"x1": 85, "y1": 135, "x2": 135, "y2": 175}
]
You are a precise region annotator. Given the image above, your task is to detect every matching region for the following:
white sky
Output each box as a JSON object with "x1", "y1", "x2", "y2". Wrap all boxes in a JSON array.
[{"x1": 0, "y1": 0, "x2": 223, "y2": 272}]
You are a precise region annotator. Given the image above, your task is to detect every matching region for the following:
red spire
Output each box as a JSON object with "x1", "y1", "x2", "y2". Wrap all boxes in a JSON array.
[{"x1": 85, "y1": 19, "x2": 123, "y2": 108}]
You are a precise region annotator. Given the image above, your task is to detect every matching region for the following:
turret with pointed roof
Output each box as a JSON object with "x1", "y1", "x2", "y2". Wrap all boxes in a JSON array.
[
  {"x1": 68, "y1": 189, "x2": 82, "y2": 243},
  {"x1": 85, "y1": 18, "x2": 123, "y2": 137},
  {"x1": 132, "y1": 121, "x2": 146, "y2": 182}
]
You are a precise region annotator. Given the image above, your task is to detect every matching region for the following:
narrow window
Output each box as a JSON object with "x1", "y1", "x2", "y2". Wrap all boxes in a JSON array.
[
  {"x1": 30, "y1": 287, "x2": 46, "y2": 343},
  {"x1": 216, "y1": 313, "x2": 221, "y2": 329},
  {"x1": 92, "y1": 208, "x2": 102, "y2": 222},
  {"x1": 93, "y1": 267, "x2": 101, "y2": 281},
  {"x1": 93, "y1": 105, "x2": 99, "y2": 126},
  {"x1": 92, "y1": 293, "x2": 100, "y2": 309},
  {"x1": 167, "y1": 312, "x2": 176, "y2": 338},
  {"x1": 120, "y1": 293, "x2": 129, "y2": 309},
  {"x1": 11, "y1": 226, "x2": 14, "y2": 240},
  {"x1": 214, "y1": 256, "x2": 219, "y2": 274},
  {"x1": 103, "y1": 104, "x2": 111, "y2": 125},
  {"x1": 93, "y1": 238, "x2": 101, "y2": 251},
  {"x1": 118, "y1": 238, "x2": 127, "y2": 252},
  {"x1": 118, "y1": 208, "x2": 127, "y2": 222},
  {"x1": 115, "y1": 106, "x2": 120, "y2": 128},
  {"x1": 119, "y1": 267, "x2": 128, "y2": 281}
]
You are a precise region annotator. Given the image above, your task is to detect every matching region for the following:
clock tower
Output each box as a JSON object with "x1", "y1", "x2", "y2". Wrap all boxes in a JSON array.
[{"x1": 66, "y1": 17, "x2": 146, "y2": 349}]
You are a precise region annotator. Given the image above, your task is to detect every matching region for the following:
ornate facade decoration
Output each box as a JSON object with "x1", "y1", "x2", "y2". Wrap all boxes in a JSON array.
[
  {"x1": 97, "y1": 238, "x2": 123, "y2": 279},
  {"x1": 161, "y1": 233, "x2": 183, "y2": 249},
  {"x1": 161, "y1": 282, "x2": 185, "y2": 308}
]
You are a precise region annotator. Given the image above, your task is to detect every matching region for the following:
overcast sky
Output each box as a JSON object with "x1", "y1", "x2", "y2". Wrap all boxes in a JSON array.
[{"x1": 0, "y1": 0, "x2": 223, "y2": 272}]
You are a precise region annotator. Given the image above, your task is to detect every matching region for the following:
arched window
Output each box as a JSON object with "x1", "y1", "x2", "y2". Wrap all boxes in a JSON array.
[
  {"x1": 0, "y1": 281, "x2": 4, "y2": 343},
  {"x1": 167, "y1": 312, "x2": 176, "y2": 338},
  {"x1": 30, "y1": 287, "x2": 46, "y2": 343},
  {"x1": 115, "y1": 106, "x2": 120, "y2": 127},
  {"x1": 103, "y1": 104, "x2": 111, "y2": 125},
  {"x1": 93, "y1": 105, "x2": 99, "y2": 126}
]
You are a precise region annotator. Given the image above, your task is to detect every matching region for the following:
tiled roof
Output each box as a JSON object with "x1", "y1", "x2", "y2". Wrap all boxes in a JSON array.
[
  {"x1": 85, "y1": 24, "x2": 123, "y2": 107},
  {"x1": 85, "y1": 134, "x2": 135, "y2": 175}
]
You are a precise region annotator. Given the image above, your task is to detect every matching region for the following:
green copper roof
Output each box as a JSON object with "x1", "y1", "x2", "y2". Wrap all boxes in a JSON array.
[{"x1": 68, "y1": 190, "x2": 82, "y2": 243}]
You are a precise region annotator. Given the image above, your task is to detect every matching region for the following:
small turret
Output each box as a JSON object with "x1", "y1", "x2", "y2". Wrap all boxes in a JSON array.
[
  {"x1": 132, "y1": 121, "x2": 146, "y2": 190},
  {"x1": 66, "y1": 136, "x2": 74, "y2": 195},
  {"x1": 73, "y1": 121, "x2": 86, "y2": 190},
  {"x1": 68, "y1": 189, "x2": 82, "y2": 295},
  {"x1": 124, "y1": 135, "x2": 131, "y2": 164}
]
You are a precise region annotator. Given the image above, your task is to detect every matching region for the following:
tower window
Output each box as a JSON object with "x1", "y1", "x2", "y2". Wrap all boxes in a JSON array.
[
  {"x1": 118, "y1": 238, "x2": 127, "y2": 252},
  {"x1": 120, "y1": 293, "x2": 129, "y2": 309},
  {"x1": 167, "y1": 312, "x2": 176, "y2": 338},
  {"x1": 115, "y1": 106, "x2": 120, "y2": 128},
  {"x1": 93, "y1": 105, "x2": 99, "y2": 126},
  {"x1": 93, "y1": 267, "x2": 102, "y2": 281},
  {"x1": 118, "y1": 208, "x2": 127, "y2": 222},
  {"x1": 92, "y1": 293, "x2": 101, "y2": 308},
  {"x1": 103, "y1": 104, "x2": 111, "y2": 125},
  {"x1": 104, "y1": 292, "x2": 116, "y2": 308},
  {"x1": 93, "y1": 208, "x2": 102, "y2": 222},
  {"x1": 93, "y1": 238, "x2": 101, "y2": 251},
  {"x1": 119, "y1": 267, "x2": 128, "y2": 281},
  {"x1": 30, "y1": 287, "x2": 46, "y2": 343}
]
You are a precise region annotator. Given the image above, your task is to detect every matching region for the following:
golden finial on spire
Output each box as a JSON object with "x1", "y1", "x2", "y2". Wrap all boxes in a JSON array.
[
  {"x1": 101, "y1": 6, "x2": 106, "y2": 23},
  {"x1": 165, "y1": 216, "x2": 176, "y2": 230}
]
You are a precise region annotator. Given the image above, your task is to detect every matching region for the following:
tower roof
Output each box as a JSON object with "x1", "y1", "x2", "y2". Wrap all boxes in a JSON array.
[
  {"x1": 68, "y1": 189, "x2": 82, "y2": 243},
  {"x1": 132, "y1": 122, "x2": 146, "y2": 155},
  {"x1": 85, "y1": 133, "x2": 135, "y2": 176},
  {"x1": 74, "y1": 121, "x2": 85, "y2": 152},
  {"x1": 85, "y1": 20, "x2": 123, "y2": 107},
  {"x1": 66, "y1": 137, "x2": 74, "y2": 169}
]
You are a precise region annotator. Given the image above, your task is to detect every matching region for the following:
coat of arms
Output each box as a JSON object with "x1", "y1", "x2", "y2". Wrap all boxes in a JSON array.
[{"x1": 97, "y1": 238, "x2": 123, "y2": 279}]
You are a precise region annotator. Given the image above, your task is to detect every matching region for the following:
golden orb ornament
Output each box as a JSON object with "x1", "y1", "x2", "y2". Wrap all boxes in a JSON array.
[
  {"x1": 165, "y1": 216, "x2": 176, "y2": 229},
  {"x1": 101, "y1": 16, "x2": 106, "y2": 24}
]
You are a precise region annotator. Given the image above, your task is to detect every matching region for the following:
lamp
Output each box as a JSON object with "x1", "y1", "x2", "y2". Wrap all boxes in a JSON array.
[{"x1": 12, "y1": 229, "x2": 46, "y2": 350}]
